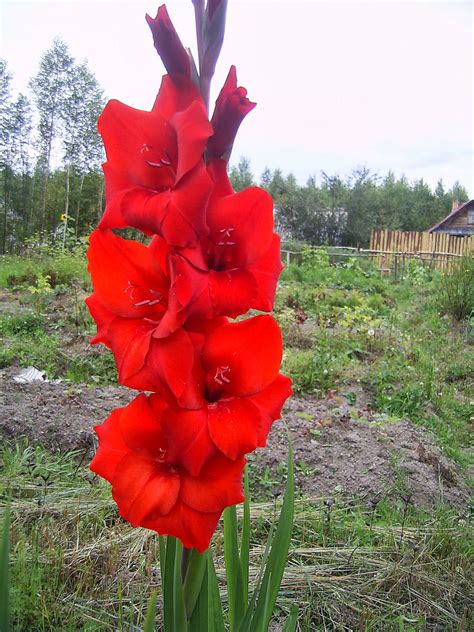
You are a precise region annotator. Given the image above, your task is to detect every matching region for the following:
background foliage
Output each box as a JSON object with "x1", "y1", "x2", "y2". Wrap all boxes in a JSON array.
[{"x1": 1, "y1": 42, "x2": 470, "y2": 254}]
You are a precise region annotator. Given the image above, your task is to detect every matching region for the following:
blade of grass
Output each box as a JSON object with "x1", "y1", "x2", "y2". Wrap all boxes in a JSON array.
[
  {"x1": 143, "y1": 589, "x2": 158, "y2": 632},
  {"x1": 282, "y1": 605, "x2": 298, "y2": 632},
  {"x1": 0, "y1": 504, "x2": 10, "y2": 632}
]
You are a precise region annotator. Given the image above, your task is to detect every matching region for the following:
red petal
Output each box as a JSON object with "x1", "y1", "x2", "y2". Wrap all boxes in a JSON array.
[
  {"x1": 247, "y1": 235, "x2": 284, "y2": 312},
  {"x1": 159, "y1": 403, "x2": 216, "y2": 476},
  {"x1": 203, "y1": 315, "x2": 283, "y2": 397},
  {"x1": 180, "y1": 453, "x2": 245, "y2": 512},
  {"x1": 208, "y1": 268, "x2": 256, "y2": 318},
  {"x1": 98, "y1": 99, "x2": 176, "y2": 191},
  {"x1": 158, "y1": 253, "x2": 211, "y2": 335},
  {"x1": 118, "y1": 393, "x2": 166, "y2": 453},
  {"x1": 159, "y1": 163, "x2": 212, "y2": 246},
  {"x1": 119, "y1": 163, "x2": 212, "y2": 247},
  {"x1": 172, "y1": 101, "x2": 213, "y2": 183},
  {"x1": 112, "y1": 452, "x2": 180, "y2": 524},
  {"x1": 152, "y1": 75, "x2": 202, "y2": 120},
  {"x1": 106, "y1": 318, "x2": 154, "y2": 386},
  {"x1": 87, "y1": 229, "x2": 168, "y2": 320},
  {"x1": 85, "y1": 293, "x2": 114, "y2": 347},
  {"x1": 142, "y1": 500, "x2": 221, "y2": 552},
  {"x1": 98, "y1": 163, "x2": 129, "y2": 229},
  {"x1": 207, "y1": 158, "x2": 234, "y2": 196},
  {"x1": 207, "y1": 186, "x2": 274, "y2": 267},
  {"x1": 247, "y1": 375, "x2": 293, "y2": 446},
  {"x1": 147, "y1": 328, "x2": 203, "y2": 406},
  {"x1": 90, "y1": 407, "x2": 129, "y2": 482},
  {"x1": 207, "y1": 398, "x2": 261, "y2": 460}
]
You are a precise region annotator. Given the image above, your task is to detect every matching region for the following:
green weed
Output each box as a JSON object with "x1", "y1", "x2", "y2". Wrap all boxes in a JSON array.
[{"x1": 435, "y1": 255, "x2": 474, "y2": 321}]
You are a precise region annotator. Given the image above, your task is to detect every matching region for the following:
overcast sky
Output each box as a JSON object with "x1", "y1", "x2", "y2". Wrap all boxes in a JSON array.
[{"x1": 2, "y1": 0, "x2": 473, "y2": 194}]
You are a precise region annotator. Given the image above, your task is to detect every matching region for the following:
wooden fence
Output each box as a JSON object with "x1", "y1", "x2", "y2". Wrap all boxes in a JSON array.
[
  {"x1": 281, "y1": 230, "x2": 473, "y2": 279},
  {"x1": 369, "y1": 230, "x2": 473, "y2": 274}
]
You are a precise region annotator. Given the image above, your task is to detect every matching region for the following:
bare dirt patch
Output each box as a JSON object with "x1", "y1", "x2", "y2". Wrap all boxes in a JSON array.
[
  {"x1": 0, "y1": 368, "x2": 469, "y2": 510},
  {"x1": 254, "y1": 393, "x2": 470, "y2": 510},
  {"x1": 0, "y1": 366, "x2": 132, "y2": 453}
]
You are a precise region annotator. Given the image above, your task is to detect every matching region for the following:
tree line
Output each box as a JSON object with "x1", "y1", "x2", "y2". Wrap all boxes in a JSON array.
[
  {"x1": 1, "y1": 39, "x2": 105, "y2": 254},
  {"x1": 0, "y1": 40, "x2": 470, "y2": 253},
  {"x1": 229, "y1": 158, "x2": 470, "y2": 248}
]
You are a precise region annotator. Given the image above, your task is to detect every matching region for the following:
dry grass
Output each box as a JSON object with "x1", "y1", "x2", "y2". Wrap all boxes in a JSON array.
[{"x1": 2, "y1": 454, "x2": 472, "y2": 630}]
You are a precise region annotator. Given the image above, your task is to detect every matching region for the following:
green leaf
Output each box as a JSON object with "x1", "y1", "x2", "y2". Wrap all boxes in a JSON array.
[
  {"x1": 143, "y1": 589, "x2": 158, "y2": 632},
  {"x1": 282, "y1": 605, "x2": 298, "y2": 632},
  {"x1": 207, "y1": 554, "x2": 225, "y2": 632},
  {"x1": 240, "y1": 468, "x2": 250, "y2": 604},
  {"x1": 240, "y1": 441, "x2": 295, "y2": 632},
  {"x1": 0, "y1": 504, "x2": 11, "y2": 632},
  {"x1": 162, "y1": 536, "x2": 187, "y2": 632},
  {"x1": 173, "y1": 540, "x2": 187, "y2": 631},
  {"x1": 238, "y1": 523, "x2": 275, "y2": 632},
  {"x1": 183, "y1": 548, "x2": 207, "y2": 620},
  {"x1": 189, "y1": 555, "x2": 209, "y2": 632},
  {"x1": 224, "y1": 505, "x2": 245, "y2": 630}
]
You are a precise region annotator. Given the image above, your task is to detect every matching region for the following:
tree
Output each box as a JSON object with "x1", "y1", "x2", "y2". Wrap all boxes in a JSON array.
[
  {"x1": 449, "y1": 181, "x2": 469, "y2": 204},
  {"x1": 343, "y1": 168, "x2": 379, "y2": 246},
  {"x1": 60, "y1": 60, "x2": 105, "y2": 243},
  {"x1": 29, "y1": 38, "x2": 74, "y2": 237},
  {"x1": 0, "y1": 61, "x2": 33, "y2": 252},
  {"x1": 228, "y1": 156, "x2": 255, "y2": 191},
  {"x1": 259, "y1": 167, "x2": 272, "y2": 189}
]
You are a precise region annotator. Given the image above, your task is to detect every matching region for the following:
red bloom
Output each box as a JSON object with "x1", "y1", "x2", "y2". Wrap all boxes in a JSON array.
[
  {"x1": 98, "y1": 75, "x2": 213, "y2": 247},
  {"x1": 86, "y1": 229, "x2": 203, "y2": 406},
  {"x1": 159, "y1": 316, "x2": 292, "y2": 474},
  {"x1": 90, "y1": 394, "x2": 245, "y2": 552},
  {"x1": 208, "y1": 66, "x2": 256, "y2": 160},
  {"x1": 146, "y1": 6, "x2": 191, "y2": 78},
  {"x1": 164, "y1": 169, "x2": 283, "y2": 321}
]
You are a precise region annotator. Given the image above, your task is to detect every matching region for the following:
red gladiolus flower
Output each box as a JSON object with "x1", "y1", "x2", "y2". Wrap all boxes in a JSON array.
[
  {"x1": 98, "y1": 75, "x2": 213, "y2": 247},
  {"x1": 208, "y1": 66, "x2": 256, "y2": 160},
  {"x1": 146, "y1": 5, "x2": 191, "y2": 78},
  {"x1": 91, "y1": 394, "x2": 245, "y2": 552},
  {"x1": 159, "y1": 316, "x2": 293, "y2": 475},
  {"x1": 86, "y1": 229, "x2": 208, "y2": 406},
  {"x1": 87, "y1": 3, "x2": 293, "y2": 554},
  {"x1": 164, "y1": 174, "x2": 283, "y2": 322}
]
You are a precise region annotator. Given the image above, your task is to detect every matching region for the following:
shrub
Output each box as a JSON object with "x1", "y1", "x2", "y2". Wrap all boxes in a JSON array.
[{"x1": 436, "y1": 255, "x2": 474, "y2": 321}]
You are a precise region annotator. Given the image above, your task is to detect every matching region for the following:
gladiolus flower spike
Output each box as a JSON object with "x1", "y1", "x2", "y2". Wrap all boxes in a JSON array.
[{"x1": 87, "y1": 2, "x2": 292, "y2": 555}]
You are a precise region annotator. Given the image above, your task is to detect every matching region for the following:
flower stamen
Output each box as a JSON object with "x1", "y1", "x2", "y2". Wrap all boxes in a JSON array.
[{"x1": 214, "y1": 365, "x2": 231, "y2": 385}]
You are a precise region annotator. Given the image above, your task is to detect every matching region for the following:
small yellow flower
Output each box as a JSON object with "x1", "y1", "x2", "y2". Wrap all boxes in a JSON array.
[{"x1": 60, "y1": 214, "x2": 68, "y2": 221}]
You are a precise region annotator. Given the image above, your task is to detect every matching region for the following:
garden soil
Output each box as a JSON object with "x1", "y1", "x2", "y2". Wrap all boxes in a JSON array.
[{"x1": 0, "y1": 367, "x2": 469, "y2": 510}]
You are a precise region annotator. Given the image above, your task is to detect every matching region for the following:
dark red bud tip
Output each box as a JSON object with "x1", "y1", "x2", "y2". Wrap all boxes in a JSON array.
[
  {"x1": 146, "y1": 5, "x2": 191, "y2": 77},
  {"x1": 208, "y1": 65, "x2": 256, "y2": 161}
]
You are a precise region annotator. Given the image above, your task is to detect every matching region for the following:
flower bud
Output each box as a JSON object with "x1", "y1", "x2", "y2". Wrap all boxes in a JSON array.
[
  {"x1": 146, "y1": 5, "x2": 191, "y2": 77},
  {"x1": 208, "y1": 65, "x2": 256, "y2": 160}
]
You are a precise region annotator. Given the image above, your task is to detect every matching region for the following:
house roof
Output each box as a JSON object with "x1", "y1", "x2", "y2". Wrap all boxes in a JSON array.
[{"x1": 428, "y1": 199, "x2": 474, "y2": 232}]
